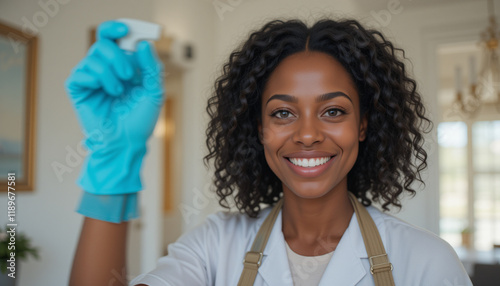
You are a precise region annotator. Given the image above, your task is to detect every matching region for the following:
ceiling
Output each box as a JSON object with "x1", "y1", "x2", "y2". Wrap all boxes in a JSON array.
[{"x1": 350, "y1": 0, "x2": 485, "y2": 12}]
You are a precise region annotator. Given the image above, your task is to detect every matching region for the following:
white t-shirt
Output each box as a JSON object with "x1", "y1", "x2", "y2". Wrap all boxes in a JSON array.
[
  {"x1": 285, "y1": 240, "x2": 334, "y2": 286},
  {"x1": 130, "y1": 204, "x2": 473, "y2": 286}
]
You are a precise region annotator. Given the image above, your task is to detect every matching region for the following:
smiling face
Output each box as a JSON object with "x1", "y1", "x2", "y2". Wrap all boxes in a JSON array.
[{"x1": 259, "y1": 51, "x2": 367, "y2": 199}]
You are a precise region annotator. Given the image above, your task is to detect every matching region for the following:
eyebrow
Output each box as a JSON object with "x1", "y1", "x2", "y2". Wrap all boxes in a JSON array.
[
  {"x1": 316, "y1": 92, "x2": 352, "y2": 103},
  {"x1": 266, "y1": 92, "x2": 352, "y2": 105}
]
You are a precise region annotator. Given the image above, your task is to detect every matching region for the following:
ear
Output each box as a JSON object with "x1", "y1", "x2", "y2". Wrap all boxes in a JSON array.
[{"x1": 359, "y1": 115, "x2": 368, "y2": 142}]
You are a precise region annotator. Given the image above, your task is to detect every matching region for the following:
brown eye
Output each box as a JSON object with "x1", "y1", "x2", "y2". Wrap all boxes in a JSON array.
[
  {"x1": 272, "y1": 110, "x2": 293, "y2": 119},
  {"x1": 323, "y1": 108, "x2": 344, "y2": 117}
]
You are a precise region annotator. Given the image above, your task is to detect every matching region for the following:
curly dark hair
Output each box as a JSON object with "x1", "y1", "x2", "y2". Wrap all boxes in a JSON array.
[{"x1": 204, "y1": 18, "x2": 432, "y2": 218}]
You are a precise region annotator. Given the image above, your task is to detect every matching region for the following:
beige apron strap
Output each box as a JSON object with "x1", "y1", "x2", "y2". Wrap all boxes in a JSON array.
[
  {"x1": 237, "y1": 198, "x2": 284, "y2": 286},
  {"x1": 238, "y1": 193, "x2": 395, "y2": 286},
  {"x1": 348, "y1": 192, "x2": 395, "y2": 286}
]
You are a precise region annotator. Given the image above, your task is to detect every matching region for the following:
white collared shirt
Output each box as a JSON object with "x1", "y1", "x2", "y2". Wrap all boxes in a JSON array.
[{"x1": 130, "y1": 205, "x2": 473, "y2": 286}]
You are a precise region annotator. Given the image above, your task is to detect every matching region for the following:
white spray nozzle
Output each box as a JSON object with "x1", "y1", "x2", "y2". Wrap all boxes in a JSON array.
[{"x1": 116, "y1": 18, "x2": 162, "y2": 52}]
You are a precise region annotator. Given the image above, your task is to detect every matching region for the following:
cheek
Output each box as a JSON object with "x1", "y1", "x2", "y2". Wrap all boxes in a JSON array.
[
  {"x1": 260, "y1": 123, "x2": 293, "y2": 147},
  {"x1": 262, "y1": 140, "x2": 282, "y2": 180},
  {"x1": 325, "y1": 122, "x2": 361, "y2": 150},
  {"x1": 260, "y1": 124, "x2": 293, "y2": 174}
]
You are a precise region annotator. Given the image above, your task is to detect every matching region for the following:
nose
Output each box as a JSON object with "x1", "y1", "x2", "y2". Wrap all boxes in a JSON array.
[{"x1": 292, "y1": 114, "x2": 324, "y2": 147}]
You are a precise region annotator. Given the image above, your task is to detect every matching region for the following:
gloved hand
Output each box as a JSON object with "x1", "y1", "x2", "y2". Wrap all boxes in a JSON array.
[
  {"x1": 65, "y1": 20, "x2": 165, "y2": 222},
  {"x1": 65, "y1": 20, "x2": 165, "y2": 196}
]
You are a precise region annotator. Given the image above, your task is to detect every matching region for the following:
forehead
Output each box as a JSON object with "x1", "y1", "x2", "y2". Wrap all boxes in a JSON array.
[{"x1": 262, "y1": 51, "x2": 358, "y2": 102}]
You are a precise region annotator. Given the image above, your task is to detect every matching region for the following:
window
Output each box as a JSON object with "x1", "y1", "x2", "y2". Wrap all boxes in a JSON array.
[{"x1": 439, "y1": 120, "x2": 500, "y2": 250}]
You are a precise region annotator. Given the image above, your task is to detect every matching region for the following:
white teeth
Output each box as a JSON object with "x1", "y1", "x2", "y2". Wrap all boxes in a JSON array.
[{"x1": 289, "y1": 157, "x2": 332, "y2": 168}]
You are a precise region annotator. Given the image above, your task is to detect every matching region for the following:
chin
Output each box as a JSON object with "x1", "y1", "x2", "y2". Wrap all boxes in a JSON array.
[
  {"x1": 283, "y1": 177, "x2": 348, "y2": 200},
  {"x1": 286, "y1": 184, "x2": 332, "y2": 199},
  {"x1": 294, "y1": 192, "x2": 328, "y2": 199}
]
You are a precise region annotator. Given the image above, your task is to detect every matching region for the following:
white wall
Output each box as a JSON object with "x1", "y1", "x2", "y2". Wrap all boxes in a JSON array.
[
  {"x1": 0, "y1": 0, "x2": 155, "y2": 285},
  {"x1": 212, "y1": 0, "x2": 360, "y2": 65}
]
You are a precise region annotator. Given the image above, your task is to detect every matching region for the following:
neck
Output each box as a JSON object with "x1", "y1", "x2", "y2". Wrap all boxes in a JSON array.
[{"x1": 281, "y1": 183, "x2": 353, "y2": 256}]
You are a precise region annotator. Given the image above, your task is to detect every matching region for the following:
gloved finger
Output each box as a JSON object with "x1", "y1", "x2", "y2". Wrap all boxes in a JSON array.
[
  {"x1": 66, "y1": 69, "x2": 100, "y2": 92},
  {"x1": 83, "y1": 56, "x2": 123, "y2": 96},
  {"x1": 88, "y1": 39, "x2": 133, "y2": 81},
  {"x1": 97, "y1": 20, "x2": 128, "y2": 41},
  {"x1": 65, "y1": 70, "x2": 100, "y2": 104},
  {"x1": 136, "y1": 41, "x2": 164, "y2": 97}
]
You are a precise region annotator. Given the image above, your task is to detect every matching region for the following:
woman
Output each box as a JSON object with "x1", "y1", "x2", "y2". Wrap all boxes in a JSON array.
[{"x1": 67, "y1": 18, "x2": 472, "y2": 285}]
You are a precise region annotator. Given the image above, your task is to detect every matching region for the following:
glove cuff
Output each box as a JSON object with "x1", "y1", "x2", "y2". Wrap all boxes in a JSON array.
[
  {"x1": 76, "y1": 191, "x2": 139, "y2": 223},
  {"x1": 77, "y1": 143, "x2": 147, "y2": 195}
]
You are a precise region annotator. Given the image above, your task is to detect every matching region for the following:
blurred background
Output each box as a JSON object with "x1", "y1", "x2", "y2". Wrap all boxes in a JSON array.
[{"x1": 0, "y1": 0, "x2": 499, "y2": 285}]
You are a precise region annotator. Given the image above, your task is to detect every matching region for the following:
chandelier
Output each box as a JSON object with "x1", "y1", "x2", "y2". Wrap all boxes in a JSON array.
[{"x1": 451, "y1": 0, "x2": 500, "y2": 118}]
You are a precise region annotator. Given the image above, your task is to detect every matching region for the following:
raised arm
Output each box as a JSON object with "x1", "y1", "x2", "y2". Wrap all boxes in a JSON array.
[
  {"x1": 65, "y1": 20, "x2": 165, "y2": 286},
  {"x1": 70, "y1": 218, "x2": 128, "y2": 286}
]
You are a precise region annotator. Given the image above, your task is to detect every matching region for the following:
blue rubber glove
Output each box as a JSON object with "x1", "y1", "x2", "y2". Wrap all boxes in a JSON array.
[
  {"x1": 65, "y1": 20, "x2": 165, "y2": 196},
  {"x1": 65, "y1": 20, "x2": 165, "y2": 222}
]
